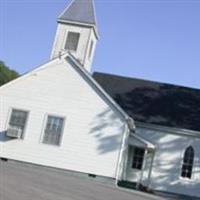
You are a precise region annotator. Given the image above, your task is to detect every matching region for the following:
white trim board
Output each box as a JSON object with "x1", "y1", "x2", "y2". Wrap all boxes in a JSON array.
[{"x1": 135, "y1": 121, "x2": 200, "y2": 138}]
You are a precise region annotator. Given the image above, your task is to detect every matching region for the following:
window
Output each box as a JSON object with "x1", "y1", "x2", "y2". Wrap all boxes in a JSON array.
[
  {"x1": 7, "y1": 109, "x2": 28, "y2": 138},
  {"x1": 42, "y1": 115, "x2": 64, "y2": 146},
  {"x1": 88, "y1": 40, "x2": 94, "y2": 59},
  {"x1": 65, "y1": 32, "x2": 80, "y2": 51},
  {"x1": 181, "y1": 146, "x2": 194, "y2": 179},
  {"x1": 132, "y1": 147, "x2": 145, "y2": 170}
]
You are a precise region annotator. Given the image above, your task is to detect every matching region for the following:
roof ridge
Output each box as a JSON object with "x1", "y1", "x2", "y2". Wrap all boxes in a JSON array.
[{"x1": 93, "y1": 71, "x2": 200, "y2": 91}]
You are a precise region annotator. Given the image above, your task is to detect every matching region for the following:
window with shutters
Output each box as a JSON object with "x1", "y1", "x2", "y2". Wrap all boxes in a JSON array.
[
  {"x1": 181, "y1": 146, "x2": 194, "y2": 179},
  {"x1": 65, "y1": 32, "x2": 80, "y2": 51},
  {"x1": 132, "y1": 147, "x2": 145, "y2": 170},
  {"x1": 42, "y1": 115, "x2": 64, "y2": 146},
  {"x1": 8, "y1": 109, "x2": 28, "y2": 139}
]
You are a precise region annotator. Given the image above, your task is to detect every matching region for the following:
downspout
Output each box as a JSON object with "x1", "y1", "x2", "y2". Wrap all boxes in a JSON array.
[
  {"x1": 115, "y1": 117, "x2": 135, "y2": 185},
  {"x1": 138, "y1": 148, "x2": 148, "y2": 189},
  {"x1": 146, "y1": 149, "x2": 156, "y2": 189},
  {"x1": 65, "y1": 54, "x2": 136, "y2": 185}
]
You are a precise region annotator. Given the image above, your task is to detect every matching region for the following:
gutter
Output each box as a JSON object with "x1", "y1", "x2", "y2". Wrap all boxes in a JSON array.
[{"x1": 136, "y1": 121, "x2": 200, "y2": 138}]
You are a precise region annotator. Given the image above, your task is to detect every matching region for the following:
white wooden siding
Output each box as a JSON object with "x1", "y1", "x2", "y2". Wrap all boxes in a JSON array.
[
  {"x1": 136, "y1": 127, "x2": 200, "y2": 197},
  {"x1": 0, "y1": 57, "x2": 124, "y2": 178},
  {"x1": 51, "y1": 23, "x2": 96, "y2": 72}
]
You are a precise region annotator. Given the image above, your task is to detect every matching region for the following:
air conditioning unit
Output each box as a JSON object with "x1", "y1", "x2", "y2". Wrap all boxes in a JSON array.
[{"x1": 6, "y1": 127, "x2": 22, "y2": 138}]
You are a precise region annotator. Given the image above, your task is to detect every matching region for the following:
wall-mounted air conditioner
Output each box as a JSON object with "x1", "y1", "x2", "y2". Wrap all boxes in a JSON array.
[{"x1": 6, "y1": 127, "x2": 22, "y2": 138}]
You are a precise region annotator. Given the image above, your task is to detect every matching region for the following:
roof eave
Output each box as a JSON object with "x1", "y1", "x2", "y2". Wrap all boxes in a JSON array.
[
  {"x1": 135, "y1": 121, "x2": 200, "y2": 138},
  {"x1": 66, "y1": 52, "x2": 130, "y2": 120},
  {"x1": 57, "y1": 19, "x2": 99, "y2": 40}
]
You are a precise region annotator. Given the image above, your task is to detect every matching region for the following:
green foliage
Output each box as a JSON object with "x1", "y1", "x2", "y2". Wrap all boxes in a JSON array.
[{"x1": 0, "y1": 61, "x2": 19, "y2": 86}]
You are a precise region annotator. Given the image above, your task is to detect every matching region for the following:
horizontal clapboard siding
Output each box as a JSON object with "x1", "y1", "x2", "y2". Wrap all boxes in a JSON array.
[
  {"x1": 136, "y1": 126, "x2": 200, "y2": 197},
  {"x1": 0, "y1": 57, "x2": 125, "y2": 178}
]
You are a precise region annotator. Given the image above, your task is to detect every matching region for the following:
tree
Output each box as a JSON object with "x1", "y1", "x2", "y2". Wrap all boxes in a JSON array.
[{"x1": 0, "y1": 61, "x2": 19, "y2": 86}]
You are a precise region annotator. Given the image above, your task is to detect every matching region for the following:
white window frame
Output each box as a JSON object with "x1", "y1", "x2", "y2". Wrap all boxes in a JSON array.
[
  {"x1": 128, "y1": 146, "x2": 145, "y2": 171},
  {"x1": 40, "y1": 114, "x2": 65, "y2": 147},
  {"x1": 64, "y1": 31, "x2": 80, "y2": 52},
  {"x1": 180, "y1": 146, "x2": 195, "y2": 180},
  {"x1": 131, "y1": 146, "x2": 145, "y2": 170},
  {"x1": 6, "y1": 108, "x2": 29, "y2": 139}
]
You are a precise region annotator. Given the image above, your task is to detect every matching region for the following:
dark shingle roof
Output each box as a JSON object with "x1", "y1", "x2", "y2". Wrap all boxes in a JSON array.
[
  {"x1": 93, "y1": 72, "x2": 200, "y2": 132},
  {"x1": 58, "y1": 0, "x2": 97, "y2": 26}
]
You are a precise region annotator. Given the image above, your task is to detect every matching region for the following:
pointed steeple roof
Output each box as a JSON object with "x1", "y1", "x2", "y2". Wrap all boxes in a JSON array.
[{"x1": 58, "y1": 0, "x2": 97, "y2": 26}]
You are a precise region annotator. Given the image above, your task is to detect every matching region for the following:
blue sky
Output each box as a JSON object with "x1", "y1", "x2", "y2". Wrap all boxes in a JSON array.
[{"x1": 1, "y1": 0, "x2": 200, "y2": 89}]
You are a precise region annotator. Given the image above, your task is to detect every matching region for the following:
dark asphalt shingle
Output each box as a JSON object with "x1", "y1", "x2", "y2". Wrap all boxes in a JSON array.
[{"x1": 93, "y1": 72, "x2": 200, "y2": 132}]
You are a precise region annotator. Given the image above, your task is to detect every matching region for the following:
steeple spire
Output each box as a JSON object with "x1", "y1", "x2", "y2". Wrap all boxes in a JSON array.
[{"x1": 58, "y1": 0, "x2": 97, "y2": 26}]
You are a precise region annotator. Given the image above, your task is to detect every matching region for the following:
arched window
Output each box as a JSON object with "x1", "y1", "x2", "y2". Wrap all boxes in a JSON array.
[{"x1": 181, "y1": 146, "x2": 194, "y2": 179}]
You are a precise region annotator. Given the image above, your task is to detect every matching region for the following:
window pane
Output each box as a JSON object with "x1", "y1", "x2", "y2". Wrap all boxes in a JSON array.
[
  {"x1": 43, "y1": 116, "x2": 64, "y2": 146},
  {"x1": 181, "y1": 146, "x2": 194, "y2": 179},
  {"x1": 132, "y1": 147, "x2": 145, "y2": 170},
  {"x1": 10, "y1": 109, "x2": 27, "y2": 126},
  {"x1": 181, "y1": 171, "x2": 186, "y2": 177},
  {"x1": 8, "y1": 109, "x2": 28, "y2": 138},
  {"x1": 65, "y1": 32, "x2": 80, "y2": 51}
]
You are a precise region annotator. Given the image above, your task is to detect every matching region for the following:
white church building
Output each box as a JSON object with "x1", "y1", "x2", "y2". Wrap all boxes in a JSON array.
[{"x1": 0, "y1": 0, "x2": 200, "y2": 198}]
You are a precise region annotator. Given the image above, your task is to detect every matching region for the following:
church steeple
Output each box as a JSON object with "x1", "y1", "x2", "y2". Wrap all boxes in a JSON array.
[
  {"x1": 51, "y1": 0, "x2": 99, "y2": 72},
  {"x1": 59, "y1": 0, "x2": 97, "y2": 26}
]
